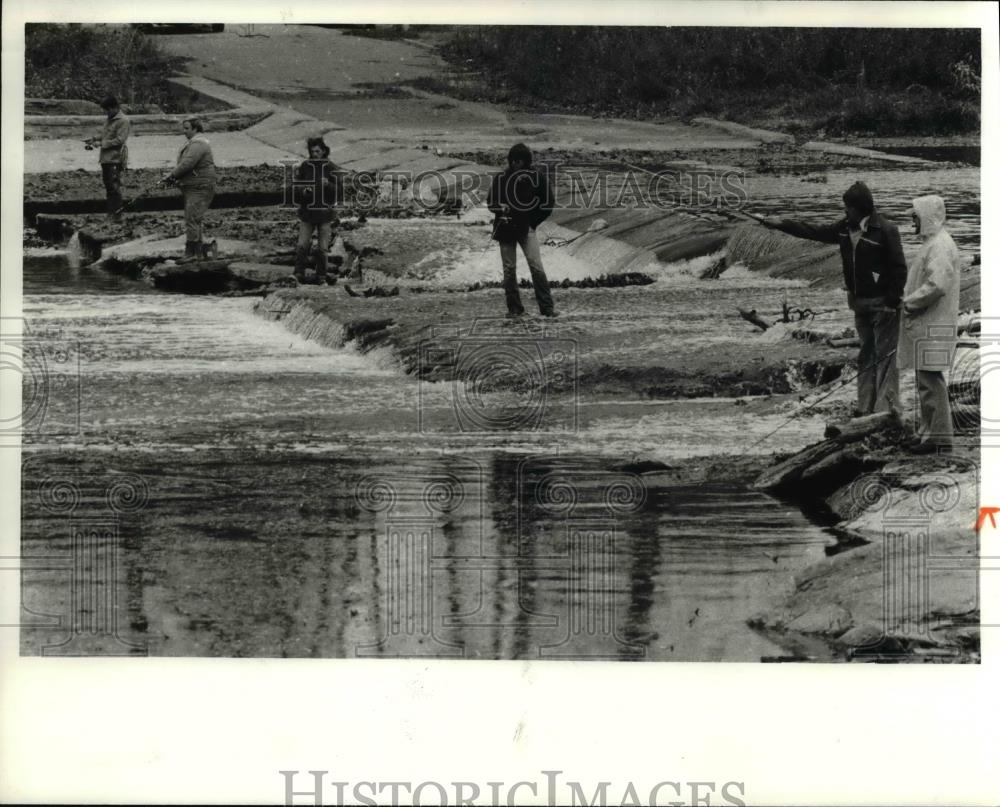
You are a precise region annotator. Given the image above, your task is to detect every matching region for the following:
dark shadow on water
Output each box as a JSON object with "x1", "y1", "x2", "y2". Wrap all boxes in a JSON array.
[
  {"x1": 24, "y1": 254, "x2": 155, "y2": 296},
  {"x1": 21, "y1": 449, "x2": 838, "y2": 662}
]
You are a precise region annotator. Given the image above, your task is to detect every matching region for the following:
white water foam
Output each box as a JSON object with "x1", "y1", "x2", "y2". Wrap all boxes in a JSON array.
[{"x1": 23, "y1": 293, "x2": 393, "y2": 376}]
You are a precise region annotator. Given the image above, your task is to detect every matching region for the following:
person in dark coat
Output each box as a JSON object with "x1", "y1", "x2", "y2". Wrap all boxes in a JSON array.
[
  {"x1": 487, "y1": 143, "x2": 556, "y2": 317},
  {"x1": 763, "y1": 181, "x2": 907, "y2": 416},
  {"x1": 288, "y1": 137, "x2": 344, "y2": 283}
]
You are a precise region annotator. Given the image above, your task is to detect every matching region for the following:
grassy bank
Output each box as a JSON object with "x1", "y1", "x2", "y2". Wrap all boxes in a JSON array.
[
  {"x1": 426, "y1": 27, "x2": 981, "y2": 137},
  {"x1": 25, "y1": 24, "x2": 187, "y2": 111}
]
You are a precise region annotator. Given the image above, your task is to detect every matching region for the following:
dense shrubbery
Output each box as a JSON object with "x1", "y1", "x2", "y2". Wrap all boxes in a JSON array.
[
  {"x1": 25, "y1": 24, "x2": 186, "y2": 108},
  {"x1": 437, "y1": 27, "x2": 981, "y2": 135}
]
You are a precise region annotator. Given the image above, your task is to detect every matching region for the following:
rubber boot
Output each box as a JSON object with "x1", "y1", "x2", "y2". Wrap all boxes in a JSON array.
[
  {"x1": 177, "y1": 241, "x2": 199, "y2": 264},
  {"x1": 314, "y1": 248, "x2": 329, "y2": 284},
  {"x1": 107, "y1": 194, "x2": 123, "y2": 224},
  {"x1": 294, "y1": 246, "x2": 310, "y2": 282}
]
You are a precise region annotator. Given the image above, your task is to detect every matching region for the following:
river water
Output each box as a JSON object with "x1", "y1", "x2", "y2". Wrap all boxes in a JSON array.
[
  {"x1": 20, "y1": 254, "x2": 842, "y2": 661},
  {"x1": 553, "y1": 164, "x2": 981, "y2": 257},
  {"x1": 19, "y1": 157, "x2": 979, "y2": 660}
]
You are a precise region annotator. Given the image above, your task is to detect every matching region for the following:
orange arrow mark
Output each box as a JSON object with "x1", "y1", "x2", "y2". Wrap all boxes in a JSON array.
[{"x1": 975, "y1": 507, "x2": 1000, "y2": 532}]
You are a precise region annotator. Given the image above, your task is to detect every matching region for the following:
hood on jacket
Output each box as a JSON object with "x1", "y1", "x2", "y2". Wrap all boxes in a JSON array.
[
  {"x1": 507, "y1": 142, "x2": 532, "y2": 167},
  {"x1": 911, "y1": 195, "x2": 946, "y2": 239},
  {"x1": 842, "y1": 181, "x2": 875, "y2": 217}
]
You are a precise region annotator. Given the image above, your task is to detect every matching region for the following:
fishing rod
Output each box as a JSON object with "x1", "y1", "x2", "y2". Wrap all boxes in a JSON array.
[
  {"x1": 113, "y1": 180, "x2": 166, "y2": 216},
  {"x1": 544, "y1": 156, "x2": 773, "y2": 245},
  {"x1": 745, "y1": 347, "x2": 898, "y2": 450},
  {"x1": 546, "y1": 200, "x2": 766, "y2": 248}
]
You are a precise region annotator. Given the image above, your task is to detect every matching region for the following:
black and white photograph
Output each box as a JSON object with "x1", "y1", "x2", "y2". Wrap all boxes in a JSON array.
[{"x1": 2, "y1": 1, "x2": 998, "y2": 804}]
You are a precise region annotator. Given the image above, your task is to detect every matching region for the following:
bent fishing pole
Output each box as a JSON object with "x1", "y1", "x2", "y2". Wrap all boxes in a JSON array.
[{"x1": 745, "y1": 346, "x2": 899, "y2": 451}]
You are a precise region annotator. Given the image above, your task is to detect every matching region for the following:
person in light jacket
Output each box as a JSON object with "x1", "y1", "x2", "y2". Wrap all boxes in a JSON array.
[
  {"x1": 159, "y1": 117, "x2": 217, "y2": 261},
  {"x1": 85, "y1": 96, "x2": 131, "y2": 222},
  {"x1": 898, "y1": 195, "x2": 962, "y2": 453}
]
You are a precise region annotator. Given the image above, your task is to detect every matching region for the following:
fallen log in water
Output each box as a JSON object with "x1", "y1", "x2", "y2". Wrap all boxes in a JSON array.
[
  {"x1": 798, "y1": 446, "x2": 879, "y2": 492},
  {"x1": 227, "y1": 262, "x2": 299, "y2": 289},
  {"x1": 142, "y1": 260, "x2": 297, "y2": 293},
  {"x1": 826, "y1": 337, "x2": 861, "y2": 348},
  {"x1": 823, "y1": 412, "x2": 896, "y2": 441},
  {"x1": 737, "y1": 307, "x2": 770, "y2": 331},
  {"x1": 752, "y1": 440, "x2": 843, "y2": 492},
  {"x1": 142, "y1": 260, "x2": 234, "y2": 293}
]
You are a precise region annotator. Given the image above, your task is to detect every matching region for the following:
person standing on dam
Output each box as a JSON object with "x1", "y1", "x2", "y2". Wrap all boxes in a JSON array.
[
  {"x1": 158, "y1": 117, "x2": 217, "y2": 263},
  {"x1": 84, "y1": 96, "x2": 131, "y2": 224},
  {"x1": 898, "y1": 195, "x2": 962, "y2": 454},
  {"x1": 287, "y1": 136, "x2": 344, "y2": 284},
  {"x1": 762, "y1": 181, "x2": 908, "y2": 417},
  {"x1": 487, "y1": 143, "x2": 557, "y2": 318}
]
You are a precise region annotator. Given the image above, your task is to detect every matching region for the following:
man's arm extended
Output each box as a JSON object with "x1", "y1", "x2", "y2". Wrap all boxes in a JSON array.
[{"x1": 761, "y1": 217, "x2": 842, "y2": 244}]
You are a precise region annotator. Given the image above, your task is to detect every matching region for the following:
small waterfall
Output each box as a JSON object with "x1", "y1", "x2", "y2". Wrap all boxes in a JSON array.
[
  {"x1": 725, "y1": 223, "x2": 789, "y2": 269},
  {"x1": 65, "y1": 231, "x2": 82, "y2": 269}
]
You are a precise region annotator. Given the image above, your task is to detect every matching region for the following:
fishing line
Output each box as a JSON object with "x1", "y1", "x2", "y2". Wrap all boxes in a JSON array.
[{"x1": 745, "y1": 347, "x2": 898, "y2": 451}]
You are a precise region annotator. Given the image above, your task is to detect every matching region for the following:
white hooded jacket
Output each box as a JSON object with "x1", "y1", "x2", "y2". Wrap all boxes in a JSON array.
[{"x1": 898, "y1": 195, "x2": 961, "y2": 372}]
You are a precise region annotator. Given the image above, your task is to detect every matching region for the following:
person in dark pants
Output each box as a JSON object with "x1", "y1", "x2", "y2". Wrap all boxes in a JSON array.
[
  {"x1": 288, "y1": 137, "x2": 344, "y2": 283},
  {"x1": 487, "y1": 143, "x2": 556, "y2": 318},
  {"x1": 763, "y1": 181, "x2": 907, "y2": 417},
  {"x1": 85, "y1": 96, "x2": 131, "y2": 223},
  {"x1": 158, "y1": 117, "x2": 217, "y2": 262}
]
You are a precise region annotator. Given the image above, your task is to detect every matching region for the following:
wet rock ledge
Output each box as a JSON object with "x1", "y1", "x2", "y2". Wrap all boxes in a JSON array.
[
  {"x1": 252, "y1": 285, "x2": 854, "y2": 399},
  {"x1": 749, "y1": 415, "x2": 980, "y2": 662}
]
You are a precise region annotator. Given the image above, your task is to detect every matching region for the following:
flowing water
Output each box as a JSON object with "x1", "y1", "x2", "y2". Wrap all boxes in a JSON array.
[
  {"x1": 20, "y1": 254, "x2": 843, "y2": 661},
  {"x1": 19, "y1": 159, "x2": 980, "y2": 660},
  {"x1": 551, "y1": 164, "x2": 981, "y2": 256}
]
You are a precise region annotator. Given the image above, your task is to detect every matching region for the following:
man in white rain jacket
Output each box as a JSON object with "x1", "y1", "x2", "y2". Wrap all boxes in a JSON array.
[{"x1": 898, "y1": 195, "x2": 962, "y2": 453}]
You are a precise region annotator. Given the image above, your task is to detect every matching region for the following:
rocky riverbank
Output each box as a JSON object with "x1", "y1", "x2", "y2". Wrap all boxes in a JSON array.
[{"x1": 748, "y1": 429, "x2": 980, "y2": 662}]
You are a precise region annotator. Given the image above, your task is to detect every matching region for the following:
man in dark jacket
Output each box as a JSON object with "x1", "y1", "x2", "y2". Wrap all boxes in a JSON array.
[
  {"x1": 487, "y1": 143, "x2": 556, "y2": 317},
  {"x1": 763, "y1": 181, "x2": 907, "y2": 416}
]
